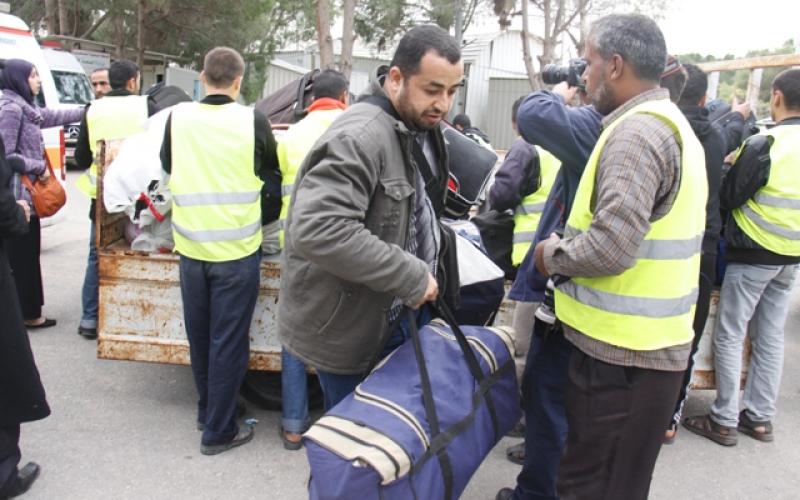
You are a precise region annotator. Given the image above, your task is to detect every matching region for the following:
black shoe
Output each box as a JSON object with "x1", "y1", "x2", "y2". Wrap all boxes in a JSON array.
[
  {"x1": 8, "y1": 462, "x2": 40, "y2": 498},
  {"x1": 77, "y1": 326, "x2": 97, "y2": 340},
  {"x1": 197, "y1": 401, "x2": 248, "y2": 431},
  {"x1": 200, "y1": 425, "x2": 254, "y2": 456},
  {"x1": 495, "y1": 487, "x2": 515, "y2": 500}
]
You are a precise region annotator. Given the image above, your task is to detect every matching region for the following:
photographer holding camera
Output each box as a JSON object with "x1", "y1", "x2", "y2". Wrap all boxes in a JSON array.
[{"x1": 496, "y1": 56, "x2": 602, "y2": 500}]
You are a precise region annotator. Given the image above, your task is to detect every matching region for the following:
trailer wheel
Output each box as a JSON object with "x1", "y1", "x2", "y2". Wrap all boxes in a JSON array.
[{"x1": 241, "y1": 371, "x2": 323, "y2": 411}]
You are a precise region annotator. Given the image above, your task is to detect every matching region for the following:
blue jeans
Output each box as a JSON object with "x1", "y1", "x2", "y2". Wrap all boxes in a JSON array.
[
  {"x1": 179, "y1": 251, "x2": 260, "y2": 446},
  {"x1": 316, "y1": 306, "x2": 433, "y2": 410},
  {"x1": 711, "y1": 263, "x2": 799, "y2": 427},
  {"x1": 281, "y1": 348, "x2": 310, "y2": 433},
  {"x1": 513, "y1": 323, "x2": 572, "y2": 500},
  {"x1": 80, "y1": 221, "x2": 98, "y2": 329}
]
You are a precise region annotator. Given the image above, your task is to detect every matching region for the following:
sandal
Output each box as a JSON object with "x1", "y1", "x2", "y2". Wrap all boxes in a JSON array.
[
  {"x1": 505, "y1": 441, "x2": 525, "y2": 465},
  {"x1": 738, "y1": 410, "x2": 774, "y2": 443},
  {"x1": 682, "y1": 415, "x2": 738, "y2": 446},
  {"x1": 26, "y1": 318, "x2": 57, "y2": 329}
]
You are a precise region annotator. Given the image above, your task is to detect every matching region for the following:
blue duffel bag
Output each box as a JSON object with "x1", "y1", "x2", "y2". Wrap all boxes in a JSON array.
[{"x1": 303, "y1": 302, "x2": 520, "y2": 499}]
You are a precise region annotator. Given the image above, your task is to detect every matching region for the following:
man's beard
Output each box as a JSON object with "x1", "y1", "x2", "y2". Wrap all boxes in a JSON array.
[
  {"x1": 591, "y1": 76, "x2": 617, "y2": 116},
  {"x1": 396, "y1": 88, "x2": 438, "y2": 131}
]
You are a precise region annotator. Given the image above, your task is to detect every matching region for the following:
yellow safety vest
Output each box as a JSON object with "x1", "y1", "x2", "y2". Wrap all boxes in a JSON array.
[
  {"x1": 278, "y1": 108, "x2": 344, "y2": 247},
  {"x1": 554, "y1": 98, "x2": 707, "y2": 351},
  {"x1": 77, "y1": 95, "x2": 149, "y2": 199},
  {"x1": 512, "y1": 146, "x2": 560, "y2": 266},
  {"x1": 732, "y1": 125, "x2": 800, "y2": 256},
  {"x1": 168, "y1": 101, "x2": 263, "y2": 262}
]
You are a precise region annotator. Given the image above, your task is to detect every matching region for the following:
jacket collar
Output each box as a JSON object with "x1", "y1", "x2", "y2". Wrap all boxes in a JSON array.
[{"x1": 307, "y1": 97, "x2": 346, "y2": 113}]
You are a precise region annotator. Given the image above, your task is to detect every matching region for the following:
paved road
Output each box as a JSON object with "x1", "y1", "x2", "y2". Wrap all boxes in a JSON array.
[{"x1": 17, "y1": 173, "x2": 800, "y2": 499}]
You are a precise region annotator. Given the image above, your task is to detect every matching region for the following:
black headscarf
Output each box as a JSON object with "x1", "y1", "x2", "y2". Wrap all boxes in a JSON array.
[{"x1": 0, "y1": 59, "x2": 35, "y2": 104}]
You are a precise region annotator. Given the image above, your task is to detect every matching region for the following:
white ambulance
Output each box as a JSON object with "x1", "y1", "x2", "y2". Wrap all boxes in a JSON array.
[{"x1": 0, "y1": 13, "x2": 68, "y2": 184}]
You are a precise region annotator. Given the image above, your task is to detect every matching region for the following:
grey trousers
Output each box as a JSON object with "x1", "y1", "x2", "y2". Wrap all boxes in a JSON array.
[{"x1": 710, "y1": 263, "x2": 799, "y2": 427}]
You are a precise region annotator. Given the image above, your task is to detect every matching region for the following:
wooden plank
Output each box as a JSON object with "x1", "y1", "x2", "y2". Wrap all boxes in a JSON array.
[{"x1": 698, "y1": 53, "x2": 800, "y2": 73}]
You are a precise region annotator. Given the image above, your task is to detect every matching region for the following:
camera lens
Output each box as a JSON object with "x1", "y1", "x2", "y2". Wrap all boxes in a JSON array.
[{"x1": 541, "y1": 64, "x2": 570, "y2": 85}]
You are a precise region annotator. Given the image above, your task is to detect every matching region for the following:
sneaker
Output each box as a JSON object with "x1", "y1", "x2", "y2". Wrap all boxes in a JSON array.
[{"x1": 200, "y1": 425, "x2": 254, "y2": 456}]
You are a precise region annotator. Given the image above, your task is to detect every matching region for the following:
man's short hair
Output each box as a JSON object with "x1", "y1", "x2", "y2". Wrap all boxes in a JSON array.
[
  {"x1": 312, "y1": 69, "x2": 349, "y2": 100},
  {"x1": 511, "y1": 96, "x2": 525, "y2": 124},
  {"x1": 678, "y1": 64, "x2": 708, "y2": 106},
  {"x1": 108, "y1": 60, "x2": 139, "y2": 90},
  {"x1": 588, "y1": 14, "x2": 667, "y2": 83},
  {"x1": 390, "y1": 25, "x2": 461, "y2": 78},
  {"x1": 773, "y1": 68, "x2": 800, "y2": 110},
  {"x1": 91, "y1": 67, "x2": 109, "y2": 75},
  {"x1": 453, "y1": 113, "x2": 471, "y2": 129},
  {"x1": 203, "y1": 47, "x2": 245, "y2": 88}
]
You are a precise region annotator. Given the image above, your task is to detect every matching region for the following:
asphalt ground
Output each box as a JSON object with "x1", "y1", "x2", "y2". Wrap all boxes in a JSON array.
[{"x1": 16, "y1": 172, "x2": 800, "y2": 499}]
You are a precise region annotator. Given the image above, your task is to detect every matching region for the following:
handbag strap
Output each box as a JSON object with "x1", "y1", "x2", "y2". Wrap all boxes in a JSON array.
[
  {"x1": 407, "y1": 309, "x2": 454, "y2": 500},
  {"x1": 434, "y1": 298, "x2": 501, "y2": 441}
]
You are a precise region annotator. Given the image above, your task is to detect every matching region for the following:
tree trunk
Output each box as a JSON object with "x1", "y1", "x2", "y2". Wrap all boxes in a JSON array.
[
  {"x1": 520, "y1": 0, "x2": 539, "y2": 90},
  {"x1": 113, "y1": 13, "x2": 125, "y2": 60},
  {"x1": 316, "y1": 0, "x2": 335, "y2": 70},
  {"x1": 45, "y1": 0, "x2": 59, "y2": 35},
  {"x1": 57, "y1": 0, "x2": 69, "y2": 35},
  {"x1": 340, "y1": 0, "x2": 357, "y2": 80},
  {"x1": 137, "y1": 0, "x2": 147, "y2": 70},
  {"x1": 453, "y1": 0, "x2": 464, "y2": 44}
]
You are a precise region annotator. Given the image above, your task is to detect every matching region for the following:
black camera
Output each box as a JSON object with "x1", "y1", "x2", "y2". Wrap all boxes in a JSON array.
[{"x1": 541, "y1": 58, "x2": 587, "y2": 90}]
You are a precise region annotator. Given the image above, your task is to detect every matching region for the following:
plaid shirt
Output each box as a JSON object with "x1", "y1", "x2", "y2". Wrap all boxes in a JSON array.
[{"x1": 543, "y1": 88, "x2": 692, "y2": 371}]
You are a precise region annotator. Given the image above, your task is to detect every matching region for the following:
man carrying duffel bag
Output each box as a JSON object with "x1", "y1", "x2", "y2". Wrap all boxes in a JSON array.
[{"x1": 279, "y1": 25, "x2": 463, "y2": 408}]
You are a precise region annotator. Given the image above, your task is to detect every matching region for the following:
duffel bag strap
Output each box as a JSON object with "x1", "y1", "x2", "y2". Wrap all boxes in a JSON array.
[
  {"x1": 434, "y1": 299, "x2": 501, "y2": 442},
  {"x1": 407, "y1": 309, "x2": 454, "y2": 500}
]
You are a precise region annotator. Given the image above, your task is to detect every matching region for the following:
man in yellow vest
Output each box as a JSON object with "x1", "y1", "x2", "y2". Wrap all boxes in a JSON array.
[
  {"x1": 532, "y1": 15, "x2": 707, "y2": 499},
  {"x1": 160, "y1": 47, "x2": 281, "y2": 456},
  {"x1": 276, "y1": 69, "x2": 349, "y2": 450},
  {"x1": 74, "y1": 60, "x2": 154, "y2": 340},
  {"x1": 684, "y1": 69, "x2": 800, "y2": 446}
]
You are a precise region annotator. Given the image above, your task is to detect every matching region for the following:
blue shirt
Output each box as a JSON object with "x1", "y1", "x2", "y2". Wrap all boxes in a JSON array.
[{"x1": 508, "y1": 91, "x2": 602, "y2": 301}]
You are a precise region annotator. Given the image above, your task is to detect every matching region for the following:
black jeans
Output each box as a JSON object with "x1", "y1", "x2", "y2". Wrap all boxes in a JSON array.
[
  {"x1": 513, "y1": 322, "x2": 572, "y2": 500},
  {"x1": 670, "y1": 252, "x2": 717, "y2": 427},
  {"x1": 558, "y1": 349, "x2": 684, "y2": 500}
]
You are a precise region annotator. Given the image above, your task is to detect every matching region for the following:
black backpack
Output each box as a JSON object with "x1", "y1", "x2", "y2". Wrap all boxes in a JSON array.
[
  {"x1": 470, "y1": 209, "x2": 516, "y2": 280},
  {"x1": 255, "y1": 70, "x2": 319, "y2": 124}
]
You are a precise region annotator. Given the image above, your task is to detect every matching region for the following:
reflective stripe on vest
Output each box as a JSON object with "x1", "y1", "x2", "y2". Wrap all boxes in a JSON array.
[
  {"x1": 511, "y1": 146, "x2": 560, "y2": 266},
  {"x1": 278, "y1": 108, "x2": 344, "y2": 248},
  {"x1": 79, "y1": 95, "x2": 149, "y2": 199},
  {"x1": 554, "y1": 99, "x2": 707, "y2": 351},
  {"x1": 732, "y1": 125, "x2": 800, "y2": 256},
  {"x1": 168, "y1": 101, "x2": 262, "y2": 262}
]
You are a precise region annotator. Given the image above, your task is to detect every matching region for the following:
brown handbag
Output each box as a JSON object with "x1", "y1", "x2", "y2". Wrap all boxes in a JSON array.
[{"x1": 20, "y1": 154, "x2": 67, "y2": 218}]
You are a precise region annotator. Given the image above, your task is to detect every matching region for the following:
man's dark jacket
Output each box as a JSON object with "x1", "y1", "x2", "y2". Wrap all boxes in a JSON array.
[
  {"x1": 720, "y1": 117, "x2": 800, "y2": 265},
  {"x1": 0, "y1": 139, "x2": 50, "y2": 425},
  {"x1": 680, "y1": 104, "x2": 725, "y2": 254}
]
